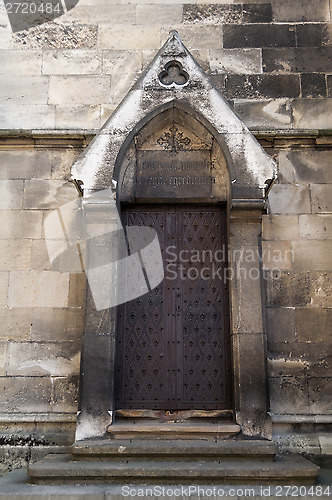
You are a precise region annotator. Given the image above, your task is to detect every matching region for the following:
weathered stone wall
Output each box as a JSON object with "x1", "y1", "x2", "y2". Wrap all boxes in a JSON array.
[
  {"x1": 0, "y1": 0, "x2": 331, "y2": 131},
  {"x1": 0, "y1": 139, "x2": 86, "y2": 474},
  {"x1": 260, "y1": 137, "x2": 332, "y2": 454},
  {"x1": 0, "y1": 0, "x2": 331, "y2": 468}
]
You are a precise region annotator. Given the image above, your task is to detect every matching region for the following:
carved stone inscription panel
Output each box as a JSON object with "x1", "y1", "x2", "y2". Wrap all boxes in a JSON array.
[
  {"x1": 136, "y1": 150, "x2": 213, "y2": 199},
  {"x1": 134, "y1": 124, "x2": 214, "y2": 199}
]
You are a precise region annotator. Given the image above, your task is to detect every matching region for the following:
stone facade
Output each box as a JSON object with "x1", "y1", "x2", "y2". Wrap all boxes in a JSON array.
[{"x1": 0, "y1": 0, "x2": 331, "y2": 474}]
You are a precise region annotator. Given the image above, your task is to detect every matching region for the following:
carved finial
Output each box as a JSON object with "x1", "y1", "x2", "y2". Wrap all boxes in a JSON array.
[{"x1": 169, "y1": 30, "x2": 180, "y2": 39}]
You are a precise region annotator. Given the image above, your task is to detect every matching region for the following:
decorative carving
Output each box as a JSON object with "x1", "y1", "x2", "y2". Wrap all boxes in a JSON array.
[
  {"x1": 158, "y1": 60, "x2": 189, "y2": 86},
  {"x1": 156, "y1": 125, "x2": 191, "y2": 155}
]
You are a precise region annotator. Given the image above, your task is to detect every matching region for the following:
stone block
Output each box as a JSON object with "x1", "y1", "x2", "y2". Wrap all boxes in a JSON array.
[
  {"x1": 0, "y1": 104, "x2": 56, "y2": 130},
  {"x1": 266, "y1": 307, "x2": 296, "y2": 344},
  {"x1": 231, "y1": 246, "x2": 264, "y2": 334},
  {"x1": 299, "y1": 214, "x2": 332, "y2": 239},
  {"x1": 301, "y1": 73, "x2": 327, "y2": 98},
  {"x1": 102, "y1": 50, "x2": 141, "y2": 76},
  {"x1": 59, "y1": 4, "x2": 136, "y2": 24},
  {"x1": 52, "y1": 375, "x2": 79, "y2": 413},
  {"x1": 219, "y1": 74, "x2": 301, "y2": 99},
  {"x1": 51, "y1": 149, "x2": 82, "y2": 180},
  {"x1": 42, "y1": 50, "x2": 101, "y2": 75},
  {"x1": 0, "y1": 272, "x2": 9, "y2": 307},
  {"x1": 183, "y1": 4, "x2": 242, "y2": 24},
  {"x1": 268, "y1": 185, "x2": 311, "y2": 215},
  {"x1": 136, "y1": 4, "x2": 183, "y2": 25},
  {"x1": 30, "y1": 238, "x2": 52, "y2": 271},
  {"x1": 234, "y1": 99, "x2": 293, "y2": 130},
  {"x1": 292, "y1": 98, "x2": 332, "y2": 130},
  {"x1": 0, "y1": 342, "x2": 7, "y2": 376},
  {"x1": 296, "y1": 23, "x2": 330, "y2": 47},
  {"x1": 0, "y1": 239, "x2": 32, "y2": 271},
  {"x1": 308, "y1": 353, "x2": 332, "y2": 378},
  {"x1": 319, "y1": 435, "x2": 332, "y2": 454},
  {"x1": 310, "y1": 272, "x2": 332, "y2": 307},
  {"x1": 7, "y1": 341, "x2": 81, "y2": 376},
  {"x1": 1, "y1": 210, "x2": 43, "y2": 239},
  {"x1": 23, "y1": 179, "x2": 78, "y2": 210},
  {"x1": 55, "y1": 105, "x2": 101, "y2": 130},
  {"x1": 0, "y1": 180, "x2": 23, "y2": 209},
  {"x1": 68, "y1": 273, "x2": 86, "y2": 308},
  {"x1": 265, "y1": 271, "x2": 311, "y2": 307},
  {"x1": 98, "y1": 25, "x2": 160, "y2": 50},
  {"x1": 223, "y1": 24, "x2": 296, "y2": 49},
  {"x1": 263, "y1": 47, "x2": 332, "y2": 73},
  {"x1": 262, "y1": 241, "x2": 293, "y2": 270},
  {"x1": 268, "y1": 358, "x2": 307, "y2": 378},
  {"x1": 0, "y1": 76, "x2": 49, "y2": 105},
  {"x1": 229, "y1": 216, "x2": 262, "y2": 246},
  {"x1": 0, "y1": 377, "x2": 52, "y2": 412},
  {"x1": 278, "y1": 150, "x2": 332, "y2": 184},
  {"x1": 311, "y1": 184, "x2": 332, "y2": 213},
  {"x1": 0, "y1": 50, "x2": 42, "y2": 75},
  {"x1": 291, "y1": 240, "x2": 332, "y2": 271},
  {"x1": 262, "y1": 48, "x2": 296, "y2": 73},
  {"x1": 233, "y1": 333, "x2": 269, "y2": 420},
  {"x1": 274, "y1": 431, "x2": 321, "y2": 455},
  {"x1": 0, "y1": 307, "x2": 32, "y2": 341},
  {"x1": 161, "y1": 25, "x2": 223, "y2": 50},
  {"x1": 296, "y1": 47, "x2": 332, "y2": 73},
  {"x1": 31, "y1": 308, "x2": 84, "y2": 341},
  {"x1": 49, "y1": 76, "x2": 111, "y2": 106},
  {"x1": 307, "y1": 377, "x2": 332, "y2": 414},
  {"x1": 8, "y1": 271, "x2": 69, "y2": 308},
  {"x1": 0, "y1": 150, "x2": 53, "y2": 180},
  {"x1": 210, "y1": 48, "x2": 262, "y2": 75},
  {"x1": 243, "y1": 3, "x2": 273, "y2": 23},
  {"x1": 102, "y1": 50, "x2": 142, "y2": 105},
  {"x1": 262, "y1": 215, "x2": 299, "y2": 241},
  {"x1": 272, "y1": 0, "x2": 330, "y2": 22},
  {"x1": 13, "y1": 23, "x2": 97, "y2": 50},
  {"x1": 269, "y1": 376, "x2": 308, "y2": 414},
  {"x1": 296, "y1": 308, "x2": 332, "y2": 342},
  {"x1": 189, "y1": 49, "x2": 210, "y2": 71}
]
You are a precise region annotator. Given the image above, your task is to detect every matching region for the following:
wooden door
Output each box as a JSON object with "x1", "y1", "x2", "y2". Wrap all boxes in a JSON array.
[{"x1": 115, "y1": 205, "x2": 232, "y2": 410}]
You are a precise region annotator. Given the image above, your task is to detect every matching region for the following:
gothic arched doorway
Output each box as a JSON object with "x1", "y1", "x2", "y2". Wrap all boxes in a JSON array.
[{"x1": 114, "y1": 107, "x2": 232, "y2": 412}]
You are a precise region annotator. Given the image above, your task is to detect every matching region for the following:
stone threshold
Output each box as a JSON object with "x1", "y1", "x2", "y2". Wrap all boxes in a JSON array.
[{"x1": 106, "y1": 421, "x2": 241, "y2": 440}]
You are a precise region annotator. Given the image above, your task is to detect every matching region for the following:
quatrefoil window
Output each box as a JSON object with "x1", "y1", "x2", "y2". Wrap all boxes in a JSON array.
[{"x1": 158, "y1": 60, "x2": 189, "y2": 87}]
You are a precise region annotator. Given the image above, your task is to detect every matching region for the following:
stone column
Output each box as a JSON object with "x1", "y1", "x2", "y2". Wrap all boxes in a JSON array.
[
  {"x1": 229, "y1": 206, "x2": 272, "y2": 440},
  {"x1": 75, "y1": 197, "x2": 119, "y2": 442}
]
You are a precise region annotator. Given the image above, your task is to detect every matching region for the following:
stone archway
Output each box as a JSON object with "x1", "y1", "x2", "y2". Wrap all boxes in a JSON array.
[{"x1": 72, "y1": 32, "x2": 276, "y2": 442}]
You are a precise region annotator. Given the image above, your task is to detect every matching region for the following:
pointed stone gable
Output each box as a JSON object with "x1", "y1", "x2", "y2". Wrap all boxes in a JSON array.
[{"x1": 71, "y1": 31, "x2": 276, "y2": 201}]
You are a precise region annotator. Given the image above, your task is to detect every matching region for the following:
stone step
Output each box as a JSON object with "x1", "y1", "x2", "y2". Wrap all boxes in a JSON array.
[
  {"x1": 28, "y1": 454, "x2": 319, "y2": 485},
  {"x1": 106, "y1": 421, "x2": 241, "y2": 440},
  {"x1": 72, "y1": 438, "x2": 278, "y2": 461}
]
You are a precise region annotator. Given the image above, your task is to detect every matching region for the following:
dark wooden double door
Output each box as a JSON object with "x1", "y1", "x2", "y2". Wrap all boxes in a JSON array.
[{"x1": 115, "y1": 205, "x2": 232, "y2": 410}]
